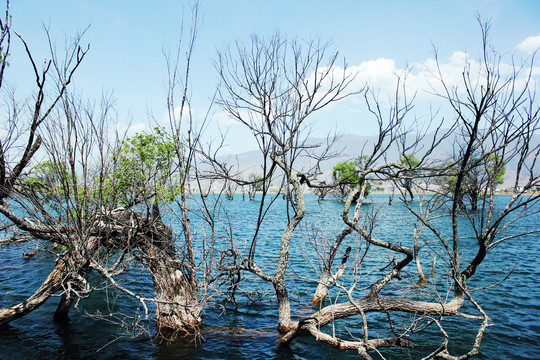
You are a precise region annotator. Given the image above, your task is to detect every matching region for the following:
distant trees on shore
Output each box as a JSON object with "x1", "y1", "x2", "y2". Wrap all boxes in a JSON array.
[{"x1": 0, "y1": 2, "x2": 538, "y2": 359}]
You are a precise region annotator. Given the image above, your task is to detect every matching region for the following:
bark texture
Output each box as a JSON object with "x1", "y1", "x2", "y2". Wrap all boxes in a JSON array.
[{"x1": 105, "y1": 208, "x2": 202, "y2": 333}]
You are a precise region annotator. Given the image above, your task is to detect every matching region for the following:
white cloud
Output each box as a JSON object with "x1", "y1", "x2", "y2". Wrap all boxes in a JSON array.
[
  {"x1": 310, "y1": 48, "x2": 540, "y2": 129},
  {"x1": 311, "y1": 58, "x2": 426, "y2": 103},
  {"x1": 354, "y1": 58, "x2": 402, "y2": 87},
  {"x1": 111, "y1": 122, "x2": 151, "y2": 138},
  {"x1": 416, "y1": 51, "x2": 483, "y2": 96},
  {"x1": 213, "y1": 109, "x2": 238, "y2": 126},
  {"x1": 214, "y1": 48, "x2": 539, "y2": 144},
  {"x1": 160, "y1": 105, "x2": 194, "y2": 125},
  {"x1": 517, "y1": 33, "x2": 540, "y2": 54},
  {"x1": 332, "y1": 49, "x2": 535, "y2": 102}
]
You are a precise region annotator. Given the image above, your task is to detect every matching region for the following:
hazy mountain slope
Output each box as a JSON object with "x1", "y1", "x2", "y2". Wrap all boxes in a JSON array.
[{"x1": 218, "y1": 132, "x2": 539, "y2": 187}]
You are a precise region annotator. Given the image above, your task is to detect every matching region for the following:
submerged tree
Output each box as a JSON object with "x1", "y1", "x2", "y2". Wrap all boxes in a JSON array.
[
  {"x1": 213, "y1": 21, "x2": 539, "y2": 360},
  {"x1": 440, "y1": 153, "x2": 506, "y2": 210},
  {"x1": 398, "y1": 153, "x2": 420, "y2": 200},
  {"x1": 0, "y1": 16, "x2": 90, "y2": 324},
  {"x1": 293, "y1": 22, "x2": 538, "y2": 359},
  {"x1": 332, "y1": 156, "x2": 372, "y2": 202},
  {"x1": 0, "y1": 1, "x2": 205, "y2": 338},
  {"x1": 214, "y1": 32, "x2": 361, "y2": 332},
  {"x1": 246, "y1": 172, "x2": 263, "y2": 201},
  {"x1": 0, "y1": 3, "x2": 538, "y2": 359}
]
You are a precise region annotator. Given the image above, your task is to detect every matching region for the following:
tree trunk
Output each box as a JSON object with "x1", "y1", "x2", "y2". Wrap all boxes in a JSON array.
[
  {"x1": 313, "y1": 183, "x2": 366, "y2": 304},
  {"x1": 145, "y1": 254, "x2": 201, "y2": 334},
  {"x1": 138, "y1": 217, "x2": 201, "y2": 334},
  {"x1": 312, "y1": 232, "x2": 352, "y2": 304},
  {"x1": 312, "y1": 273, "x2": 331, "y2": 305},
  {"x1": 54, "y1": 292, "x2": 75, "y2": 322},
  {"x1": 279, "y1": 293, "x2": 466, "y2": 346},
  {"x1": 107, "y1": 208, "x2": 202, "y2": 335},
  {"x1": 0, "y1": 259, "x2": 66, "y2": 325},
  {"x1": 406, "y1": 184, "x2": 414, "y2": 200},
  {"x1": 274, "y1": 281, "x2": 293, "y2": 333},
  {"x1": 470, "y1": 191, "x2": 478, "y2": 211},
  {"x1": 270, "y1": 165, "x2": 305, "y2": 333},
  {"x1": 414, "y1": 223, "x2": 428, "y2": 286}
]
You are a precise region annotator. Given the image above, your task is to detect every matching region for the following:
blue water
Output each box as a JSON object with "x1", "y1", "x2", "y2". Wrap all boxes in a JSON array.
[{"x1": 1, "y1": 194, "x2": 539, "y2": 359}]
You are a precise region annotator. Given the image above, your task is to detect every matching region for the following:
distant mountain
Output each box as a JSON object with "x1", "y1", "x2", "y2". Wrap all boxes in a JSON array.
[{"x1": 217, "y1": 131, "x2": 539, "y2": 188}]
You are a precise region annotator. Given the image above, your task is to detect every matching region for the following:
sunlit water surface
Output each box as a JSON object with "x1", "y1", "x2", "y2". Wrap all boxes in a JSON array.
[{"x1": 1, "y1": 194, "x2": 539, "y2": 359}]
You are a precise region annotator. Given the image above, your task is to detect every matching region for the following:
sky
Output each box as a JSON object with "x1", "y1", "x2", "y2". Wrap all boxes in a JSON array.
[{"x1": 6, "y1": 0, "x2": 540, "y2": 154}]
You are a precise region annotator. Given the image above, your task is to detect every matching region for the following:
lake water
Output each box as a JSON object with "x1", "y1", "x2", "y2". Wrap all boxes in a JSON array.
[{"x1": 1, "y1": 194, "x2": 539, "y2": 359}]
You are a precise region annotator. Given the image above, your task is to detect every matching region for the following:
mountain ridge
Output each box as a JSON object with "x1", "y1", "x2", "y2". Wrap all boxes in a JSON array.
[{"x1": 217, "y1": 131, "x2": 539, "y2": 188}]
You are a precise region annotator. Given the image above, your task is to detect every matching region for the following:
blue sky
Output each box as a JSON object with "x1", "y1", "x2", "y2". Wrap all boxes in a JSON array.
[{"x1": 7, "y1": 1, "x2": 540, "y2": 153}]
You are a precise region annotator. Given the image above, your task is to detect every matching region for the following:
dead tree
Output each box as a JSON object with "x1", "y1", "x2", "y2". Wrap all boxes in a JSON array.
[
  {"x1": 214, "y1": 32, "x2": 360, "y2": 332},
  {"x1": 0, "y1": 11, "x2": 89, "y2": 324},
  {"x1": 280, "y1": 21, "x2": 540, "y2": 359},
  {"x1": 312, "y1": 77, "x2": 419, "y2": 304},
  {"x1": 0, "y1": 2, "x2": 205, "y2": 337},
  {"x1": 211, "y1": 21, "x2": 539, "y2": 359}
]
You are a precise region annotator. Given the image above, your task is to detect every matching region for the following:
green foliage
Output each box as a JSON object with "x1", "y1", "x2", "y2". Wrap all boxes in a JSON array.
[
  {"x1": 107, "y1": 127, "x2": 180, "y2": 207},
  {"x1": 248, "y1": 173, "x2": 264, "y2": 191},
  {"x1": 331, "y1": 156, "x2": 371, "y2": 201},
  {"x1": 25, "y1": 160, "x2": 70, "y2": 198},
  {"x1": 443, "y1": 154, "x2": 506, "y2": 193},
  {"x1": 484, "y1": 154, "x2": 506, "y2": 187},
  {"x1": 439, "y1": 153, "x2": 506, "y2": 209},
  {"x1": 400, "y1": 154, "x2": 420, "y2": 168},
  {"x1": 24, "y1": 128, "x2": 181, "y2": 211},
  {"x1": 332, "y1": 160, "x2": 359, "y2": 185},
  {"x1": 23, "y1": 160, "x2": 83, "y2": 224},
  {"x1": 399, "y1": 154, "x2": 420, "y2": 199}
]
